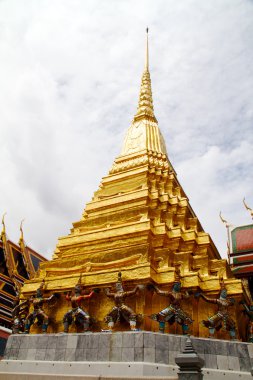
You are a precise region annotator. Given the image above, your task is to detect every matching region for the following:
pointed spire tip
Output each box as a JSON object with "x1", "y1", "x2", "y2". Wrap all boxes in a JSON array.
[{"x1": 145, "y1": 27, "x2": 149, "y2": 71}]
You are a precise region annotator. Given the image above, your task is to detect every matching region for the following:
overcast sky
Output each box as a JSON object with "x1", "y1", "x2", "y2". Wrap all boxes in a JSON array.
[{"x1": 0, "y1": 0, "x2": 252, "y2": 260}]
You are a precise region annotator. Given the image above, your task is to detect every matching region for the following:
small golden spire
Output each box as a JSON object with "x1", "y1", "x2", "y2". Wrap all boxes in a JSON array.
[
  {"x1": 120, "y1": 29, "x2": 167, "y2": 156},
  {"x1": 134, "y1": 28, "x2": 156, "y2": 122}
]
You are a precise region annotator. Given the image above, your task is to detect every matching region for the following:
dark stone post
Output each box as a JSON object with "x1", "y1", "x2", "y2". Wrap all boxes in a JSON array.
[{"x1": 175, "y1": 337, "x2": 204, "y2": 380}]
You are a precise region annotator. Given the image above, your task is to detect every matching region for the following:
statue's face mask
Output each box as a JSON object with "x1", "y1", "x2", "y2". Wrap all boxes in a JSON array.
[
  {"x1": 36, "y1": 289, "x2": 43, "y2": 298},
  {"x1": 220, "y1": 289, "x2": 227, "y2": 299},
  {"x1": 173, "y1": 282, "x2": 181, "y2": 292},
  {"x1": 74, "y1": 285, "x2": 82, "y2": 294},
  {"x1": 115, "y1": 282, "x2": 124, "y2": 292}
]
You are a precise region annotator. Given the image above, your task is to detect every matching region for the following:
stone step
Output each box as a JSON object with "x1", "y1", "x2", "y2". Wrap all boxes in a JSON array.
[
  {"x1": 0, "y1": 374, "x2": 177, "y2": 380},
  {"x1": 0, "y1": 360, "x2": 178, "y2": 378}
]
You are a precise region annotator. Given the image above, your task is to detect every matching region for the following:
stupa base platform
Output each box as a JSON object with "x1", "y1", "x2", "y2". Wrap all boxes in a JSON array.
[
  {"x1": 0, "y1": 332, "x2": 252, "y2": 379},
  {"x1": 0, "y1": 361, "x2": 177, "y2": 380}
]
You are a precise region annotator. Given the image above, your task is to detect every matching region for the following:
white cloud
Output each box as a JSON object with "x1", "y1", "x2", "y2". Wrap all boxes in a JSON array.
[{"x1": 0, "y1": 0, "x2": 252, "y2": 259}]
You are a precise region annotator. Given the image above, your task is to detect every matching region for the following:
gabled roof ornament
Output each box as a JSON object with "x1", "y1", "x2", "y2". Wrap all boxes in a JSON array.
[
  {"x1": 243, "y1": 197, "x2": 253, "y2": 220},
  {"x1": 0, "y1": 212, "x2": 16, "y2": 284},
  {"x1": 1, "y1": 212, "x2": 7, "y2": 241},
  {"x1": 19, "y1": 219, "x2": 25, "y2": 245},
  {"x1": 219, "y1": 211, "x2": 233, "y2": 264},
  {"x1": 18, "y1": 219, "x2": 35, "y2": 278}
]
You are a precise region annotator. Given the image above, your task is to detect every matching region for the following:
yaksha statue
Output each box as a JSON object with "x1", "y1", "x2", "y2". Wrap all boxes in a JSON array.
[
  {"x1": 240, "y1": 301, "x2": 253, "y2": 342},
  {"x1": 104, "y1": 272, "x2": 142, "y2": 331},
  {"x1": 24, "y1": 280, "x2": 56, "y2": 334},
  {"x1": 149, "y1": 275, "x2": 193, "y2": 334},
  {"x1": 196, "y1": 282, "x2": 236, "y2": 339},
  {"x1": 12, "y1": 289, "x2": 29, "y2": 334},
  {"x1": 63, "y1": 280, "x2": 94, "y2": 333}
]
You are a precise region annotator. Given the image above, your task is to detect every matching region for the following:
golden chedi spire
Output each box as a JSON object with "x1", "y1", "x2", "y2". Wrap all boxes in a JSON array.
[
  {"x1": 121, "y1": 28, "x2": 167, "y2": 157},
  {"x1": 134, "y1": 28, "x2": 156, "y2": 122},
  {"x1": 21, "y1": 30, "x2": 243, "y2": 339}
]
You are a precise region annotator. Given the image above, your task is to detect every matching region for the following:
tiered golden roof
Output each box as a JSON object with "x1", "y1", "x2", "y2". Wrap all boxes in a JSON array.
[{"x1": 0, "y1": 215, "x2": 46, "y2": 328}]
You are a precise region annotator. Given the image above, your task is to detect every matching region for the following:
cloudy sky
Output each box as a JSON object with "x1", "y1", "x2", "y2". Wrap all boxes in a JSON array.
[{"x1": 0, "y1": 0, "x2": 252, "y2": 260}]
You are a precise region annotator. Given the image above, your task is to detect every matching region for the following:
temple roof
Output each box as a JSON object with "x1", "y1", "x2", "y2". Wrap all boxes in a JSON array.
[
  {"x1": 0, "y1": 217, "x2": 47, "y2": 328},
  {"x1": 230, "y1": 223, "x2": 253, "y2": 278},
  {"x1": 232, "y1": 224, "x2": 253, "y2": 253}
]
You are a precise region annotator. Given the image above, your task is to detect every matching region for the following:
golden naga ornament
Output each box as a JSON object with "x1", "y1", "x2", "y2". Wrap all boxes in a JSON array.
[{"x1": 21, "y1": 30, "x2": 246, "y2": 339}]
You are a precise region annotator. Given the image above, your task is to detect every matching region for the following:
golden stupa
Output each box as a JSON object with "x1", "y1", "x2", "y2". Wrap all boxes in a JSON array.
[{"x1": 22, "y1": 31, "x2": 247, "y2": 339}]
